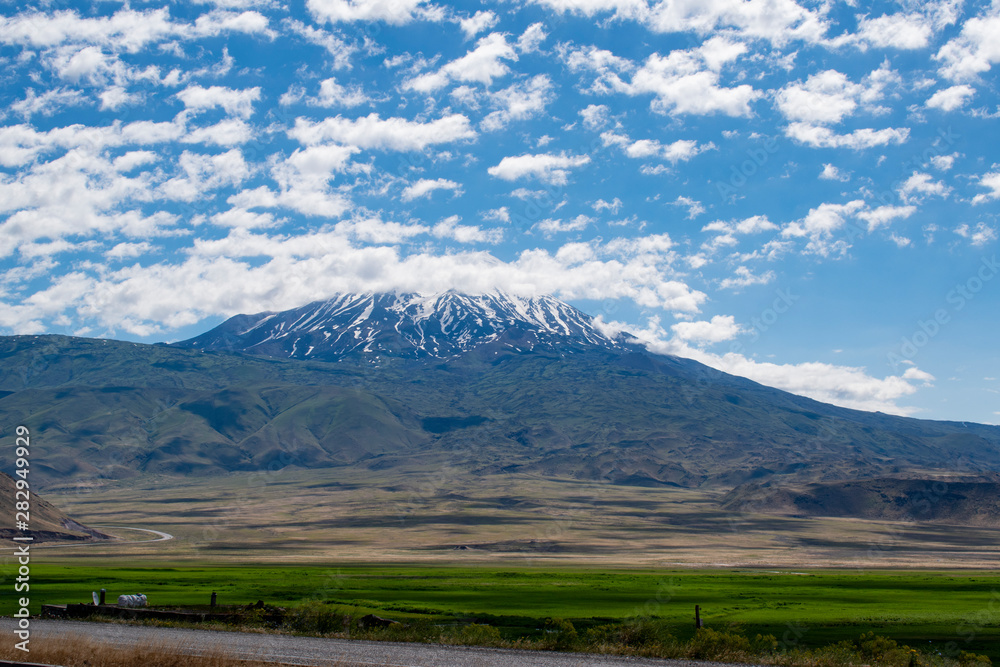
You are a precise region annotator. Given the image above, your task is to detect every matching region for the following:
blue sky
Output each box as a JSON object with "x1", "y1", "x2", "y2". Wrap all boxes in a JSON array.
[{"x1": 1, "y1": 0, "x2": 998, "y2": 423}]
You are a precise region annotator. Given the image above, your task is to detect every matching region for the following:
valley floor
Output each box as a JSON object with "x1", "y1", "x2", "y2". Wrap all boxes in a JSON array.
[{"x1": 37, "y1": 468, "x2": 1000, "y2": 568}]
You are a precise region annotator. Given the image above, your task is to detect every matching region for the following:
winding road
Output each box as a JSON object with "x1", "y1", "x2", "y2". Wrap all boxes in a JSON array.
[{"x1": 0, "y1": 619, "x2": 739, "y2": 667}]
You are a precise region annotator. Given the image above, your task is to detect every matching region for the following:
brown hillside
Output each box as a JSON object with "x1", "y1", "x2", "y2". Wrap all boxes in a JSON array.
[
  {"x1": 721, "y1": 475, "x2": 1000, "y2": 527},
  {"x1": 0, "y1": 471, "x2": 114, "y2": 542}
]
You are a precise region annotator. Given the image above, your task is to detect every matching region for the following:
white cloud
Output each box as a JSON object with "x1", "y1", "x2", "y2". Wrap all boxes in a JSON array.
[
  {"x1": 615, "y1": 37, "x2": 760, "y2": 116},
  {"x1": 775, "y1": 70, "x2": 864, "y2": 124},
  {"x1": 229, "y1": 144, "x2": 357, "y2": 218},
  {"x1": 954, "y1": 222, "x2": 998, "y2": 246},
  {"x1": 775, "y1": 65, "x2": 898, "y2": 125},
  {"x1": 160, "y1": 149, "x2": 251, "y2": 202},
  {"x1": 106, "y1": 241, "x2": 153, "y2": 260},
  {"x1": 929, "y1": 153, "x2": 959, "y2": 171},
  {"x1": 527, "y1": 0, "x2": 646, "y2": 19},
  {"x1": 282, "y1": 19, "x2": 354, "y2": 68},
  {"x1": 182, "y1": 118, "x2": 253, "y2": 146},
  {"x1": 887, "y1": 233, "x2": 911, "y2": 248},
  {"x1": 643, "y1": 0, "x2": 829, "y2": 46},
  {"x1": 926, "y1": 84, "x2": 976, "y2": 111},
  {"x1": 593, "y1": 198, "x2": 622, "y2": 213},
  {"x1": 306, "y1": 0, "x2": 436, "y2": 25},
  {"x1": 619, "y1": 319, "x2": 933, "y2": 414},
  {"x1": 935, "y1": 6, "x2": 1000, "y2": 81},
  {"x1": 432, "y1": 215, "x2": 501, "y2": 244},
  {"x1": 719, "y1": 265, "x2": 775, "y2": 290},
  {"x1": 853, "y1": 13, "x2": 934, "y2": 50},
  {"x1": 488, "y1": 152, "x2": 591, "y2": 185},
  {"x1": 671, "y1": 315, "x2": 741, "y2": 344},
  {"x1": 784, "y1": 123, "x2": 909, "y2": 150},
  {"x1": 290, "y1": 113, "x2": 476, "y2": 150},
  {"x1": 404, "y1": 32, "x2": 516, "y2": 92},
  {"x1": 176, "y1": 85, "x2": 261, "y2": 118},
  {"x1": 857, "y1": 205, "x2": 917, "y2": 231},
  {"x1": 401, "y1": 178, "x2": 462, "y2": 201},
  {"x1": 9, "y1": 88, "x2": 88, "y2": 119},
  {"x1": 2, "y1": 230, "x2": 708, "y2": 334},
  {"x1": 211, "y1": 208, "x2": 277, "y2": 229},
  {"x1": 459, "y1": 10, "x2": 497, "y2": 39},
  {"x1": 819, "y1": 163, "x2": 849, "y2": 181},
  {"x1": 536, "y1": 215, "x2": 592, "y2": 236},
  {"x1": 580, "y1": 104, "x2": 610, "y2": 130},
  {"x1": 516, "y1": 22, "x2": 547, "y2": 53},
  {"x1": 305, "y1": 78, "x2": 371, "y2": 107},
  {"x1": 972, "y1": 171, "x2": 1000, "y2": 204},
  {"x1": 0, "y1": 8, "x2": 175, "y2": 51},
  {"x1": 897, "y1": 171, "x2": 951, "y2": 204},
  {"x1": 672, "y1": 196, "x2": 705, "y2": 219},
  {"x1": 481, "y1": 75, "x2": 554, "y2": 131},
  {"x1": 781, "y1": 200, "x2": 865, "y2": 256},
  {"x1": 702, "y1": 215, "x2": 777, "y2": 242}
]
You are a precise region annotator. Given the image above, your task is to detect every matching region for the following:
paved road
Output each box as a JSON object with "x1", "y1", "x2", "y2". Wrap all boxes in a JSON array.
[{"x1": 0, "y1": 619, "x2": 739, "y2": 667}]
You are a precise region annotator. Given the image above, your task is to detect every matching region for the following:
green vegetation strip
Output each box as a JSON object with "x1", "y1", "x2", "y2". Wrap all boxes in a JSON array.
[{"x1": 11, "y1": 564, "x2": 999, "y2": 663}]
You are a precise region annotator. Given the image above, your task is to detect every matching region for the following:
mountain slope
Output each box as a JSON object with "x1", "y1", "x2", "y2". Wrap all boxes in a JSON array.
[
  {"x1": 2, "y1": 328, "x2": 999, "y2": 491},
  {"x1": 0, "y1": 472, "x2": 113, "y2": 541},
  {"x1": 174, "y1": 291, "x2": 624, "y2": 361}
]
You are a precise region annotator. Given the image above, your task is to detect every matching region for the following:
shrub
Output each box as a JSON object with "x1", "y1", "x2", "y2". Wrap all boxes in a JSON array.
[
  {"x1": 541, "y1": 617, "x2": 578, "y2": 651},
  {"x1": 283, "y1": 600, "x2": 347, "y2": 635},
  {"x1": 584, "y1": 617, "x2": 677, "y2": 652},
  {"x1": 454, "y1": 623, "x2": 504, "y2": 646},
  {"x1": 685, "y1": 627, "x2": 776, "y2": 661}
]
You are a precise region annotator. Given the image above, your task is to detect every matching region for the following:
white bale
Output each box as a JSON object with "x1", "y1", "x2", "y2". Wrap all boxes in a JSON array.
[{"x1": 117, "y1": 594, "x2": 148, "y2": 608}]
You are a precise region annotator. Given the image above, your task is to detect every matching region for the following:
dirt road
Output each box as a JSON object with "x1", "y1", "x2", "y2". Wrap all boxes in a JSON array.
[{"x1": 0, "y1": 619, "x2": 736, "y2": 667}]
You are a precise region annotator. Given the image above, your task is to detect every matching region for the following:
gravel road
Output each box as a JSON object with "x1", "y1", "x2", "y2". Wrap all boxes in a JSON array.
[{"x1": 0, "y1": 619, "x2": 743, "y2": 667}]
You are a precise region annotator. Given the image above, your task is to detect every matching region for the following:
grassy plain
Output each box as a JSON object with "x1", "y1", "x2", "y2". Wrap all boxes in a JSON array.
[
  {"x1": 8, "y1": 563, "x2": 1000, "y2": 662},
  {"x1": 38, "y1": 468, "x2": 1000, "y2": 568},
  {"x1": 11, "y1": 469, "x2": 999, "y2": 663}
]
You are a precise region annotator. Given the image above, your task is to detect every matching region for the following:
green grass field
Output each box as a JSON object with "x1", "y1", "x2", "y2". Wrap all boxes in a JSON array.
[{"x1": 10, "y1": 563, "x2": 1000, "y2": 662}]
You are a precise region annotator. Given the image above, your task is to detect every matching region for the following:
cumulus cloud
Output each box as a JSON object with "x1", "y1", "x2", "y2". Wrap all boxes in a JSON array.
[
  {"x1": 401, "y1": 178, "x2": 462, "y2": 201},
  {"x1": 176, "y1": 85, "x2": 261, "y2": 118},
  {"x1": 935, "y1": 5, "x2": 1000, "y2": 81},
  {"x1": 972, "y1": 172, "x2": 1000, "y2": 205},
  {"x1": 775, "y1": 64, "x2": 899, "y2": 125},
  {"x1": 290, "y1": 113, "x2": 476, "y2": 150},
  {"x1": 719, "y1": 265, "x2": 775, "y2": 290},
  {"x1": 819, "y1": 163, "x2": 849, "y2": 181},
  {"x1": 671, "y1": 314, "x2": 741, "y2": 344},
  {"x1": 459, "y1": 10, "x2": 498, "y2": 39},
  {"x1": 926, "y1": 84, "x2": 976, "y2": 111},
  {"x1": 856, "y1": 205, "x2": 917, "y2": 231},
  {"x1": 784, "y1": 123, "x2": 909, "y2": 150},
  {"x1": 954, "y1": 222, "x2": 998, "y2": 246},
  {"x1": 614, "y1": 318, "x2": 934, "y2": 414},
  {"x1": 853, "y1": 13, "x2": 934, "y2": 50},
  {"x1": 781, "y1": 200, "x2": 866, "y2": 256},
  {"x1": 0, "y1": 230, "x2": 707, "y2": 334},
  {"x1": 306, "y1": 0, "x2": 438, "y2": 25},
  {"x1": 481, "y1": 75, "x2": 554, "y2": 131},
  {"x1": 404, "y1": 32, "x2": 516, "y2": 92},
  {"x1": 615, "y1": 37, "x2": 760, "y2": 116},
  {"x1": 897, "y1": 171, "x2": 951, "y2": 204},
  {"x1": 488, "y1": 152, "x2": 591, "y2": 185}
]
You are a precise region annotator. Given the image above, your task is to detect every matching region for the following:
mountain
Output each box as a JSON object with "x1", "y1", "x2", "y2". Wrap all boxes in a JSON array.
[
  {"x1": 174, "y1": 291, "x2": 625, "y2": 361},
  {"x1": 1, "y1": 292, "x2": 999, "y2": 501}
]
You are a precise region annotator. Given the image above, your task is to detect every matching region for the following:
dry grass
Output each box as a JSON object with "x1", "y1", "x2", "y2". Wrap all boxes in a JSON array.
[
  {"x1": 0, "y1": 633, "x2": 359, "y2": 667},
  {"x1": 46, "y1": 468, "x2": 1000, "y2": 568}
]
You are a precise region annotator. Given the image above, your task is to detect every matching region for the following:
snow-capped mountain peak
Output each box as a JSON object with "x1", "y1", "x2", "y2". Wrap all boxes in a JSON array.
[{"x1": 175, "y1": 291, "x2": 627, "y2": 361}]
